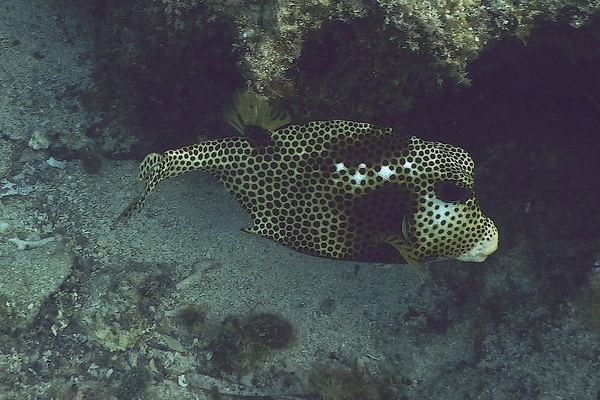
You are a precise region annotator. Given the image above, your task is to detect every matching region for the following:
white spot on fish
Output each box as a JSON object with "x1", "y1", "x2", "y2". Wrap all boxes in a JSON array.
[
  {"x1": 335, "y1": 162, "x2": 346, "y2": 172},
  {"x1": 351, "y1": 171, "x2": 366, "y2": 184},
  {"x1": 377, "y1": 165, "x2": 394, "y2": 180}
]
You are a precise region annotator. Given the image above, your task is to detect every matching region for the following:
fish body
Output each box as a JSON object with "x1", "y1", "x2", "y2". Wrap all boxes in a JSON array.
[{"x1": 119, "y1": 120, "x2": 498, "y2": 266}]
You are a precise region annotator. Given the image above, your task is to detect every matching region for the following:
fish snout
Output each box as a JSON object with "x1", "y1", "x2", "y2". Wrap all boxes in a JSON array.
[{"x1": 454, "y1": 219, "x2": 499, "y2": 262}]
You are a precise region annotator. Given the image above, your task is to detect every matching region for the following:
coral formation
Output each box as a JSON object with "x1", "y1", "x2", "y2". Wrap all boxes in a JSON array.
[
  {"x1": 243, "y1": 311, "x2": 296, "y2": 349},
  {"x1": 156, "y1": 0, "x2": 600, "y2": 96},
  {"x1": 115, "y1": 367, "x2": 152, "y2": 400},
  {"x1": 308, "y1": 360, "x2": 402, "y2": 400},
  {"x1": 80, "y1": 0, "x2": 600, "y2": 151},
  {"x1": 208, "y1": 311, "x2": 295, "y2": 372},
  {"x1": 176, "y1": 303, "x2": 207, "y2": 332}
]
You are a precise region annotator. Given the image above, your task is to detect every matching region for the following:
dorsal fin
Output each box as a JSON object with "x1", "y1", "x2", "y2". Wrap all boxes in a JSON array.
[{"x1": 224, "y1": 90, "x2": 291, "y2": 138}]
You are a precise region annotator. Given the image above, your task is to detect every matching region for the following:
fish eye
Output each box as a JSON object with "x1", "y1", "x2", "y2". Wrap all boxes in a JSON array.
[{"x1": 434, "y1": 181, "x2": 471, "y2": 203}]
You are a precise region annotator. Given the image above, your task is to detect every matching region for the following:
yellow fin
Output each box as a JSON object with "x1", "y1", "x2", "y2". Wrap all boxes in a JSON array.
[
  {"x1": 382, "y1": 236, "x2": 424, "y2": 281},
  {"x1": 224, "y1": 90, "x2": 291, "y2": 134}
]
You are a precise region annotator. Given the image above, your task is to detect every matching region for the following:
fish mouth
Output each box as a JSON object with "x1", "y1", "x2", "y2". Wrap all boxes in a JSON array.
[{"x1": 454, "y1": 222, "x2": 499, "y2": 263}]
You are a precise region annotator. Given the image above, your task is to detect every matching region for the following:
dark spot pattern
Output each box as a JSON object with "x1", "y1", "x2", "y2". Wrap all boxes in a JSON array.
[{"x1": 119, "y1": 120, "x2": 497, "y2": 264}]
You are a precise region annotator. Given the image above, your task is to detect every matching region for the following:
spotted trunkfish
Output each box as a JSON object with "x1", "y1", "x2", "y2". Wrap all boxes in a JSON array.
[{"x1": 118, "y1": 92, "x2": 498, "y2": 275}]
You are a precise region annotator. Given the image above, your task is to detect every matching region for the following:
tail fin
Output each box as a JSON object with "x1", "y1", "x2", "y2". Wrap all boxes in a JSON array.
[
  {"x1": 116, "y1": 137, "x2": 252, "y2": 225},
  {"x1": 116, "y1": 152, "x2": 169, "y2": 223}
]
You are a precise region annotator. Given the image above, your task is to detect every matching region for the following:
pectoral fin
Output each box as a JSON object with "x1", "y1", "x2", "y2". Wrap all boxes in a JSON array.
[{"x1": 381, "y1": 235, "x2": 423, "y2": 281}]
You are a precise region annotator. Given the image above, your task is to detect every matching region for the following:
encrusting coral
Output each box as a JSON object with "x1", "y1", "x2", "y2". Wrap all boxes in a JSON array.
[{"x1": 156, "y1": 0, "x2": 600, "y2": 96}]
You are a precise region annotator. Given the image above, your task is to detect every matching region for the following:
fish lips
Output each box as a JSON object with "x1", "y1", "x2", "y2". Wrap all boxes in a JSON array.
[{"x1": 454, "y1": 219, "x2": 499, "y2": 262}]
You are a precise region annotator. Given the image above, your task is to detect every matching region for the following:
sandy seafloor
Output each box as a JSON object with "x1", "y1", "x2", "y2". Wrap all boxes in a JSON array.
[{"x1": 1, "y1": 0, "x2": 600, "y2": 399}]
